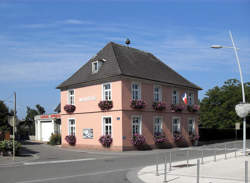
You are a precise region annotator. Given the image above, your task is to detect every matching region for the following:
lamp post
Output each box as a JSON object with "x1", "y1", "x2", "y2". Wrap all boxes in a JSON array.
[{"x1": 211, "y1": 30, "x2": 247, "y2": 156}]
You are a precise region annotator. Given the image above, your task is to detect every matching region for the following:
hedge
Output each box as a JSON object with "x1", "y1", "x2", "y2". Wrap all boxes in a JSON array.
[{"x1": 199, "y1": 128, "x2": 250, "y2": 141}]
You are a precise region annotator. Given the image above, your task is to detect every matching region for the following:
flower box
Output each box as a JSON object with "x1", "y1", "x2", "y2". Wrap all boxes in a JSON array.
[
  {"x1": 173, "y1": 133, "x2": 183, "y2": 142},
  {"x1": 187, "y1": 104, "x2": 200, "y2": 112},
  {"x1": 98, "y1": 100, "x2": 113, "y2": 110},
  {"x1": 130, "y1": 100, "x2": 146, "y2": 109},
  {"x1": 131, "y1": 134, "x2": 146, "y2": 147},
  {"x1": 154, "y1": 132, "x2": 167, "y2": 144},
  {"x1": 64, "y1": 104, "x2": 76, "y2": 113},
  {"x1": 189, "y1": 134, "x2": 200, "y2": 142},
  {"x1": 170, "y1": 104, "x2": 185, "y2": 112},
  {"x1": 152, "y1": 102, "x2": 166, "y2": 111},
  {"x1": 99, "y1": 135, "x2": 113, "y2": 147},
  {"x1": 65, "y1": 135, "x2": 76, "y2": 146}
]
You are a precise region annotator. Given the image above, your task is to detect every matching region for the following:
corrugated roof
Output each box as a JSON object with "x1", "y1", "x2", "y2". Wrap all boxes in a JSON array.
[{"x1": 57, "y1": 42, "x2": 201, "y2": 90}]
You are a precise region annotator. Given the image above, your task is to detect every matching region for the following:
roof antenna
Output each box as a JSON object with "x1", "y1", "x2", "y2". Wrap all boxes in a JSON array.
[{"x1": 125, "y1": 38, "x2": 130, "y2": 47}]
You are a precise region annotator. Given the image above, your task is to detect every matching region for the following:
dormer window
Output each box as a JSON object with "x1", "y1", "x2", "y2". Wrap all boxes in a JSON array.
[
  {"x1": 92, "y1": 61, "x2": 99, "y2": 73},
  {"x1": 92, "y1": 60, "x2": 104, "y2": 74}
]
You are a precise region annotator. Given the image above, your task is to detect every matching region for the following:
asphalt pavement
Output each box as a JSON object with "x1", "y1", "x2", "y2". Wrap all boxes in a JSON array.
[{"x1": 0, "y1": 140, "x2": 249, "y2": 183}]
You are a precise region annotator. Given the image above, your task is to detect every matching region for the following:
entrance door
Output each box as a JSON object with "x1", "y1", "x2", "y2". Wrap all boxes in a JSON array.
[{"x1": 41, "y1": 121, "x2": 53, "y2": 141}]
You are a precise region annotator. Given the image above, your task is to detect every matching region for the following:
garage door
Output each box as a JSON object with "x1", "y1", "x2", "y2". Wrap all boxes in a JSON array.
[{"x1": 41, "y1": 121, "x2": 53, "y2": 142}]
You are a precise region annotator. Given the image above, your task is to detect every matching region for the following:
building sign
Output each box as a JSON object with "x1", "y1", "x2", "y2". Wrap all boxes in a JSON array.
[
  {"x1": 83, "y1": 128, "x2": 93, "y2": 139},
  {"x1": 79, "y1": 96, "x2": 96, "y2": 102},
  {"x1": 235, "y1": 123, "x2": 240, "y2": 130},
  {"x1": 40, "y1": 114, "x2": 61, "y2": 119}
]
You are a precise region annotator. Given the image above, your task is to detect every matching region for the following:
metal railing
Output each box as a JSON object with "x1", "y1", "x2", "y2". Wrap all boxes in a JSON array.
[{"x1": 154, "y1": 140, "x2": 249, "y2": 183}]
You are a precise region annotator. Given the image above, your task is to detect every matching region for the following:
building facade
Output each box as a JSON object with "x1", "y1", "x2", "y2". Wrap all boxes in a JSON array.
[{"x1": 57, "y1": 42, "x2": 201, "y2": 151}]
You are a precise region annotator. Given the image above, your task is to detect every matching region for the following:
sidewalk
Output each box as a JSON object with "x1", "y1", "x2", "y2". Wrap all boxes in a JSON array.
[{"x1": 134, "y1": 151, "x2": 249, "y2": 183}]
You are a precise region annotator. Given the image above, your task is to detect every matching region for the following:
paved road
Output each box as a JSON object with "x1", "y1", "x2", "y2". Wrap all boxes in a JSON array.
[{"x1": 0, "y1": 140, "x2": 249, "y2": 183}]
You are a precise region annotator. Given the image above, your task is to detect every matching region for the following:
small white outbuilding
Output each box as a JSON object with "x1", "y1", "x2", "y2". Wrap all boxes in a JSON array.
[{"x1": 34, "y1": 114, "x2": 61, "y2": 142}]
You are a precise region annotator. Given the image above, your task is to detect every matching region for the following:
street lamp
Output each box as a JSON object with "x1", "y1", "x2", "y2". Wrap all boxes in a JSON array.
[{"x1": 211, "y1": 30, "x2": 247, "y2": 156}]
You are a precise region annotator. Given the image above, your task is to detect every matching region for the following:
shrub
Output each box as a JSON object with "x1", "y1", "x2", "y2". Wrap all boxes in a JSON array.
[
  {"x1": 130, "y1": 100, "x2": 146, "y2": 109},
  {"x1": 152, "y1": 102, "x2": 166, "y2": 111},
  {"x1": 98, "y1": 100, "x2": 113, "y2": 110},
  {"x1": 0, "y1": 131, "x2": 4, "y2": 141},
  {"x1": 65, "y1": 135, "x2": 76, "y2": 146},
  {"x1": 0, "y1": 140, "x2": 21, "y2": 154},
  {"x1": 64, "y1": 104, "x2": 76, "y2": 113},
  {"x1": 170, "y1": 104, "x2": 185, "y2": 112},
  {"x1": 48, "y1": 133, "x2": 61, "y2": 145},
  {"x1": 99, "y1": 135, "x2": 113, "y2": 147},
  {"x1": 131, "y1": 134, "x2": 145, "y2": 146},
  {"x1": 154, "y1": 132, "x2": 167, "y2": 144}
]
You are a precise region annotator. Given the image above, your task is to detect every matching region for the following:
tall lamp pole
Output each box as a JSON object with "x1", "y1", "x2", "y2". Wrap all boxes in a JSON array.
[{"x1": 211, "y1": 30, "x2": 246, "y2": 156}]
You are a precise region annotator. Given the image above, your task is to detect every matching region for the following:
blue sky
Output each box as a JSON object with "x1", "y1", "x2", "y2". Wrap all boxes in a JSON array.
[{"x1": 0, "y1": 0, "x2": 249, "y2": 119}]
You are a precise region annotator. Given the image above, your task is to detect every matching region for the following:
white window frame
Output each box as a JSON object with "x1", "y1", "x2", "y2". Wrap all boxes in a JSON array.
[
  {"x1": 68, "y1": 118, "x2": 76, "y2": 136},
  {"x1": 131, "y1": 115, "x2": 142, "y2": 135},
  {"x1": 172, "y1": 117, "x2": 181, "y2": 134},
  {"x1": 188, "y1": 118, "x2": 195, "y2": 135},
  {"x1": 92, "y1": 61, "x2": 99, "y2": 73},
  {"x1": 153, "y1": 85, "x2": 162, "y2": 102},
  {"x1": 68, "y1": 89, "x2": 75, "y2": 105},
  {"x1": 188, "y1": 92, "x2": 194, "y2": 105},
  {"x1": 131, "y1": 82, "x2": 141, "y2": 100},
  {"x1": 172, "y1": 89, "x2": 179, "y2": 105},
  {"x1": 102, "y1": 83, "x2": 112, "y2": 101},
  {"x1": 102, "y1": 116, "x2": 112, "y2": 136},
  {"x1": 153, "y1": 116, "x2": 163, "y2": 134}
]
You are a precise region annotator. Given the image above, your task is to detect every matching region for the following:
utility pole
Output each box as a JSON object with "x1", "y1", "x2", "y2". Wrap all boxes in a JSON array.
[{"x1": 13, "y1": 92, "x2": 16, "y2": 160}]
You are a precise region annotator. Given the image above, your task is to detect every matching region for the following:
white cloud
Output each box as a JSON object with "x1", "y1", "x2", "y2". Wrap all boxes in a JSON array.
[{"x1": 61, "y1": 19, "x2": 92, "y2": 25}]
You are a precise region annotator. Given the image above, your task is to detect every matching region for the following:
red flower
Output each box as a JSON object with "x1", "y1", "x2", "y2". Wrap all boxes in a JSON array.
[
  {"x1": 98, "y1": 100, "x2": 113, "y2": 110},
  {"x1": 64, "y1": 105, "x2": 76, "y2": 113},
  {"x1": 130, "y1": 100, "x2": 146, "y2": 109},
  {"x1": 152, "y1": 102, "x2": 166, "y2": 111}
]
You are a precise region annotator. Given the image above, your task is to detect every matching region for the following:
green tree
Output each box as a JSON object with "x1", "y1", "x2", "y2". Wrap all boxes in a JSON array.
[
  {"x1": 200, "y1": 79, "x2": 250, "y2": 128},
  {"x1": 21, "y1": 105, "x2": 46, "y2": 135},
  {"x1": 0, "y1": 100, "x2": 11, "y2": 132}
]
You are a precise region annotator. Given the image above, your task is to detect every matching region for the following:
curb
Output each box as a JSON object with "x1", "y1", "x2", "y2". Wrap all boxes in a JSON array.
[{"x1": 126, "y1": 167, "x2": 145, "y2": 183}]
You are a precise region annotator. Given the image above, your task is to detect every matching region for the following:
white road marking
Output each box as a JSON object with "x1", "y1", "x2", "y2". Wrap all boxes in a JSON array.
[
  {"x1": 23, "y1": 158, "x2": 96, "y2": 166},
  {"x1": 16, "y1": 168, "x2": 132, "y2": 183}
]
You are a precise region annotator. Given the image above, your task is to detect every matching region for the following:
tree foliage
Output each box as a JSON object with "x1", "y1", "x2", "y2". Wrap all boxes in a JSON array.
[
  {"x1": 20, "y1": 104, "x2": 46, "y2": 135},
  {"x1": 200, "y1": 79, "x2": 250, "y2": 129},
  {"x1": 0, "y1": 100, "x2": 11, "y2": 132}
]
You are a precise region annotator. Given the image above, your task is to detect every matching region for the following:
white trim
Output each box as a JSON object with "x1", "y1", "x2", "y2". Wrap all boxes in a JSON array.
[
  {"x1": 153, "y1": 85, "x2": 162, "y2": 102},
  {"x1": 131, "y1": 115, "x2": 142, "y2": 135},
  {"x1": 102, "y1": 116, "x2": 112, "y2": 136},
  {"x1": 102, "y1": 83, "x2": 112, "y2": 101},
  {"x1": 131, "y1": 82, "x2": 141, "y2": 100},
  {"x1": 188, "y1": 92, "x2": 194, "y2": 105},
  {"x1": 188, "y1": 117, "x2": 195, "y2": 134},
  {"x1": 68, "y1": 89, "x2": 75, "y2": 105},
  {"x1": 172, "y1": 89, "x2": 179, "y2": 104},
  {"x1": 153, "y1": 116, "x2": 163, "y2": 134},
  {"x1": 92, "y1": 61, "x2": 99, "y2": 73},
  {"x1": 68, "y1": 118, "x2": 76, "y2": 136},
  {"x1": 172, "y1": 117, "x2": 181, "y2": 135}
]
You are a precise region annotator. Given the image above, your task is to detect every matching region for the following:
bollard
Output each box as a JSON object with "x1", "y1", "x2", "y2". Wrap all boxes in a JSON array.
[
  {"x1": 186, "y1": 150, "x2": 189, "y2": 167},
  {"x1": 169, "y1": 151, "x2": 172, "y2": 171},
  {"x1": 235, "y1": 142, "x2": 237, "y2": 158},
  {"x1": 201, "y1": 149, "x2": 204, "y2": 164},
  {"x1": 156, "y1": 156, "x2": 159, "y2": 176},
  {"x1": 163, "y1": 157, "x2": 167, "y2": 183},
  {"x1": 214, "y1": 146, "x2": 216, "y2": 162},
  {"x1": 224, "y1": 144, "x2": 227, "y2": 160},
  {"x1": 197, "y1": 159, "x2": 200, "y2": 183},
  {"x1": 245, "y1": 161, "x2": 248, "y2": 183}
]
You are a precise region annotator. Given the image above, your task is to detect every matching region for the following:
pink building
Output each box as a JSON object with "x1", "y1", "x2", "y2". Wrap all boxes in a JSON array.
[{"x1": 57, "y1": 42, "x2": 202, "y2": 151}]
